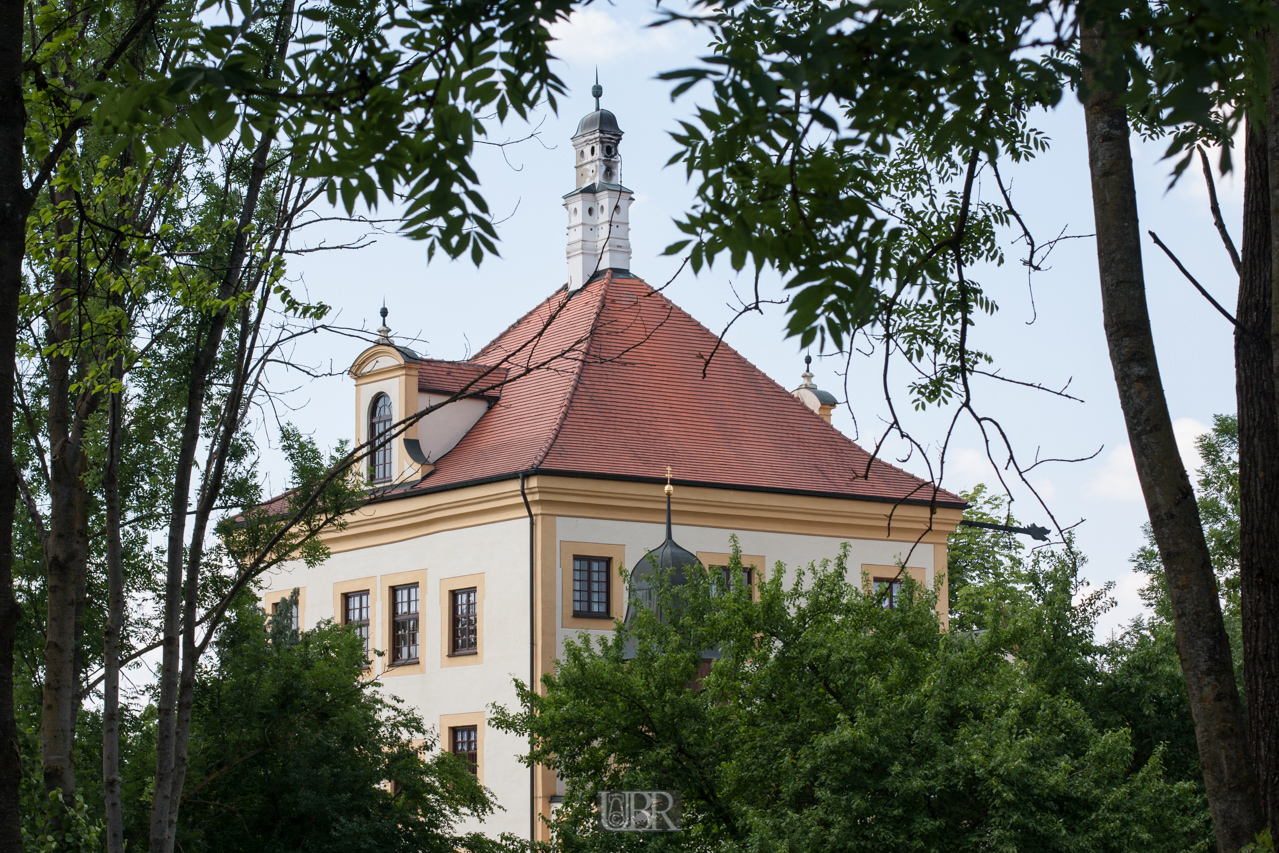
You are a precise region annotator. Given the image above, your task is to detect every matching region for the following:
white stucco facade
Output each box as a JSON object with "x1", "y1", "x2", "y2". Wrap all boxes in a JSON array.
[{"x1": 261, "y1": 487, "x2": 954, "y2": 842}]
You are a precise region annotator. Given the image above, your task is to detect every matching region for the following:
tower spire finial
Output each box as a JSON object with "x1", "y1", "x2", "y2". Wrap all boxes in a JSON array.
[
  {"x1": 664, "y1": 466, "x2": 673, "y2": 540},
  {"x1": 591, "y1": 68, "x2": 602, "y2": 111}
]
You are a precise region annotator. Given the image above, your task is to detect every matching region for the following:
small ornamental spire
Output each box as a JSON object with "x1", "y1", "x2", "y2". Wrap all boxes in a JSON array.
[
  {"x1": 793, "y1": 353, "x2": 837, "y2": 424},
  {"x1": 664, "y1": 466, "x2": 673, "y2": 540},
  {"x1": 376, "y1": 302, "x2": 392, "y2": 345},
  {"x1": 800, "y1": 353, "x2": 816, "y2": 388},
  {"x1": 592, "y1": 68, "x2": 602, "y2": 111}
]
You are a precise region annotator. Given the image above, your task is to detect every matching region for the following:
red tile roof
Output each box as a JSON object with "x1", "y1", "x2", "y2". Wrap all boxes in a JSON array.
[
  {"x1": 394, "y1": 272, "x2": 963, "y2": 509},
  {"x1": 417, "y1": 359, "x2": 506, "y2": 398}
]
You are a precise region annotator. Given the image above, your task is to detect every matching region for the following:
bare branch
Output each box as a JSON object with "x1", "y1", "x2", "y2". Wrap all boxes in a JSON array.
[
  {"x1": 1198, "y1": 147, "x2": 1240, "y2": 273},
  {"x1": 1147, "y1": 230, "x2": 1240, "y2": 328},
  {"x1": 972, "y1": 369, "x2": 1085, "y2": 402}
]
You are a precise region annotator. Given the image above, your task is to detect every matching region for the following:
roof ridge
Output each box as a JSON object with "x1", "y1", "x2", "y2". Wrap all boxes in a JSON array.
[{"x1": 527, "y1": 273, "x2": 613, "y2": 471}]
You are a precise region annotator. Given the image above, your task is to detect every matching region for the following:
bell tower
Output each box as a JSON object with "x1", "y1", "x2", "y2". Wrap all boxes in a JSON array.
[{"x1": 564, "y1": 77, "x2": 633, "y2": 291}]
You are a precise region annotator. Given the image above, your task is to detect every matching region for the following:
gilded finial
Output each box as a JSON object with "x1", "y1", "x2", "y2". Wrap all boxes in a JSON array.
[{"x1": 665, "y1": 466, "x2": 673, "y2": 496}]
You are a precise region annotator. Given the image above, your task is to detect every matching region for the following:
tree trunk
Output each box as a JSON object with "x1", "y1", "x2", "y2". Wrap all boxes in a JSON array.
[
  {"x1": 1255, "y1": 17, "x2": 1279, "y2": 833},
  {"x1": 41, "y1": 187, "x2": 91, "y2": 803},
  {"x1": 0, "y1": 0, "x2": 28, "y2": 842},
  {"x1": 149, "y1": 105, "x2": 280, "y2": 853},
  {"x1": 1082, "y1": 22, "x2": 1264, "y2": 853},
  {"x1": 103, "y1": 351, "x2": 126, "y2": 853},
  {"x1": 151, "y1": 9, "x2": 293, "y2": 849}
]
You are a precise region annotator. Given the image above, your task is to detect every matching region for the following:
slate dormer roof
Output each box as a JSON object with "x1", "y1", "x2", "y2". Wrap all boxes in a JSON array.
[{"x1": 389, "y1": 271, "x2": 963, "y2": 509}]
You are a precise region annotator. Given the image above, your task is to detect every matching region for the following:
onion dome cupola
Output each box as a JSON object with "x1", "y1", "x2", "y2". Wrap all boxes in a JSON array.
[
  {"x1": 564, "y1": 73, "x2": 633, "y2": 291},
  {"x1": 792, "y1": 355, "x2": 838, "y2": 424},
  {"x1": 623, "y1": 471, "x2": 699, "y2": 629}
]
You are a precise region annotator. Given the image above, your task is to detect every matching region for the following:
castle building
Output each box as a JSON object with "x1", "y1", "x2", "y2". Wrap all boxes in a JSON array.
[{"x1": 262, "y1": 89, "x2": 964, "y2": 842}]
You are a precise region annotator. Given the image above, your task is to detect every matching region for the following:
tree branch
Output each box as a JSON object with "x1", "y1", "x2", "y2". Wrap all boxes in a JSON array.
[
  {"x1": 1147, "y1": 230, "x2": 1240, "y2": 328},
  {"x1": 1198, "y1": 147, "x2": 1240, "y2": 274}
]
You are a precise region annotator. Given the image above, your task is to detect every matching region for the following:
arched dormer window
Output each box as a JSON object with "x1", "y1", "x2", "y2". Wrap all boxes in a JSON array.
[{"x1": 369, "y1": 393, "x2": 392, "y2": 483}]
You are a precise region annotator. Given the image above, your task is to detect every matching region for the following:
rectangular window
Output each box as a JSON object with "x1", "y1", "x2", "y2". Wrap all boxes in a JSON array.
[
  {"x1": 391, "y1": 584, "x2": 419, "y2": 664},
  {"x1": 713, "y1": 565, "x2": 753, "y2": 595},
  {"x1": 344, "y1": 590, "x2": 371, "y2": 662},
  {"x1": 451, "y1": 725, "x2": 478, "y2": 775},
  {"x1": 272, "y1": 597, "x2": 299, "y2": 631},
  {"x1": 451, "y1": 588, "x2": 478, "y2": 655},
  {"x1": 572, "y1": 556, "x2": 611, "y2": 618},
  {"x1": 874, "y1": 578, "x2": 904, "y2": 610}
]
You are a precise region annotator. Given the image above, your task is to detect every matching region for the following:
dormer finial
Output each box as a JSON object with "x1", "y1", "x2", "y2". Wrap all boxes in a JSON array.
[
  {"x1": 376, "y1": 301, "x2": 392, "y2": 345},
  {"x1": 793, "y1": 355, "x2": 836, "y2": 424}
]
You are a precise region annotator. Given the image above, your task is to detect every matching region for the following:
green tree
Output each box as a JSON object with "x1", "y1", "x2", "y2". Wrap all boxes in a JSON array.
[
  {"x1": 174, "y1": 594, "x2": 503, "y2": 853},
  {"x1": 946, "y1": 485, "x2": 1026, "y2": 632},
  {"x1": 657, "y1": 2, "x2": 1270, "y2": 844},
  {"x1": 1, "y1": 0, "x2": 580, "y2": 848},
  {"x1": 495, "y1": 547, "x2": 1209, "y2": 852},
  {"x1": 1132, "y1": 414, "x2": 1242, "y2": 618}
]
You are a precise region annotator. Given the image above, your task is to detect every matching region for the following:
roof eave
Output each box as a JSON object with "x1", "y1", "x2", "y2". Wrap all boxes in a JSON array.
[{"x1": 359, "y1": 468, "x2": 967, "y2": 512}]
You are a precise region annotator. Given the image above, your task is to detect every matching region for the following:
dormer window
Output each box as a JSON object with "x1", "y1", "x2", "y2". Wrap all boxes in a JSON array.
[{"x1": 369, "y1": 393, "x2": 392, "y2": 483}]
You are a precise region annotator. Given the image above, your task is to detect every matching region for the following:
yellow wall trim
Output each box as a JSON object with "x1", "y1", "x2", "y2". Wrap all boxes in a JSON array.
[
  {"x1": 439, "y1": 573, "x2": 485, "y2": 668},
  {"x1": 438, "y1": 711, "x2": 486, "y2": 784},
  {"x1": 697, "y1": 551, "x2": 767, "y2": 601},
  {"x1": 319, "y1": 475, "x2": 962, "y2": 555},
  {"x1": 332, "y1": 576, "x2": 377, "y2": 675},
  {"x1": 560, "y1": 541, "x2": 626, "y2": 630},
  {"x1": 381, "y1": 568, "x2": 429, "y2": 678},
  {"x1": 261, "y1": 586, "x2": 307, "y2": 631}
]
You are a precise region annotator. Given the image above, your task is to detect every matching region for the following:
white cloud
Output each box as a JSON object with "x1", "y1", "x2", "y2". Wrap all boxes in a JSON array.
[
  {"x1": 1029, "y1": 476, "x2": 1056, "y2": 502},
  {"x1": 1088, "y1": 444, "x2": 1143, "y2": 501},
  {"x1": 548, "y1": 8, "x2": 692, "y2": 66},
  {"x1": 1094, "y1": 569, "x2": 1153, "y2": 640},
  {"x1": 1086, "y1": 416, "x2": 1211, "y2": 501},
  {"x1": 1172, "y1": 416, "x2": 1210, "y2": 480},
  {"x1": 948, "y1": 447, "x2": 992, "y2": 482}
]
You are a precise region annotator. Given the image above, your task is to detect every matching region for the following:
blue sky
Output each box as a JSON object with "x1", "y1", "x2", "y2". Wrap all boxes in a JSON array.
[{"x1": 274, "y1": 4, "x2": 1240, "y2": 636}]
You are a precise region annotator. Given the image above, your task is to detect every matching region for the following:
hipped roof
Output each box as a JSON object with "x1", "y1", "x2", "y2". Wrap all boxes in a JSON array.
[{"x1": 391, "y1": 272, "x2": 962, "y2": 509}]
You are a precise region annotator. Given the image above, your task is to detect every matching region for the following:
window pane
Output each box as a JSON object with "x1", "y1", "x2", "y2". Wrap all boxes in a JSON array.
[
  {"x1": 874, "y1": 579, "x2": 902, "y2": 609},
  {"x1": 394, "y1": 584, "x2": 419, "y2": 616},
  {"x1": 391, "y1": 584, "x2": 419, "y2": 662},
  {"x1": 272, "y1": 598, "x2": 299, "y2": 631},
  {"x1": 452, "y1": 588, "x2": 477, "y2": 653},
  {"x1": 394, "y1": 617, "x2": 419, "y2": 661},
  {"x1": 344, "y1": 591, "x2": 370, "y2": 658},
  {"x1": 712, "y1": 565, "x2": 751, "y2": 597},
  {"x1": 451, "y1": 725, "x2": 478, "y2": 775},
  {"x1": 370, "y1": 394, "x2": 393, "y2": 483},
  {"x1": 572, "y1": 557, "x2": 609, "y2": 616}
]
